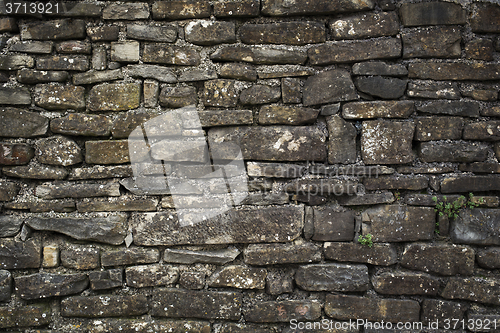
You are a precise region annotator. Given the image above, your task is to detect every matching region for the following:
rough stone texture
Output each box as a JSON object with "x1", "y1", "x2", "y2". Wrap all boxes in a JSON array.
[
  {"x1": 88, "y1": 269, "x2": 123, "y2": 290},
  {"x1": 159, "y1": 86, "x2": 197, "y2": 108},
  {"x1": 61, "y1": 245, "x2": 100, "y2": 270},
  {"x1": 125, "y1": 264, "x2": 179, "y2": 288},
  {"x1": 354, "y1": 76, "x2": 407, "y2": 99},
  {"x1": 400, "y1": 2, "x2": 467, "y2": 26},
  {"x1": 36, "y1": 55, "x2": 89, "y2": 71},
  {"x1": 204, "y1": 79, "x2": 238, "y2": 107},
  {"x1": 87, "y1": 26, "x2": 120, "y2": 41},
  {"x1": 407, "y1": 81, "x2": 460, "y2": 99},
  {"x1": 61, "y1": 295, "x2": 148, "y2": 317},
  {"x1": 199, "y1": 110, "x2": 253, "y2": 126},
  {"x1": 110, "y1": 41, "x2": 140, "y2": 63},
  {"x1": 361, "y1": 205, "x2": 435, "y2": 242},
  {"x1": 214, "y1": 0, "x2": 260, "y2": 17},
  {"x1": 21, "y1": 19, "x2": 86, "y2": 40},
  {"x1": 326, "y1": 115, "x2": 356, "y2": 164},
  {"x1": 308, "y1": 38, "x2": 401, "y2": 65},
  {"x1": 36, "y1": 136, "x2": 83, "y2": 166},
  {"x1": 361, "y1": 120, "x2": 415, "y2": 165},
  {"x1": 463, "y1": 121, "x2": 500, "y2": 141},
  {"x1": 101, "y1": 248, "x2": 160, "y2": 267},
  {"x1": 325, "y1": 294, "x2": 420, "y2": 322},
  {"x1": 409, "y1": 61, "x2": 500, "y2": 81},
  {"x1": 15, "y1": 273, "x2": 88, "y2": 300},
  {"x1": 295, "y1": 263, "x2": 368, "y2": 292},
  {"x1": 18, "y1": 69, "x2": 68, "y2": 84},
  {"x1": 209, "y1": 265, "x2": 266, "y2": 289},
  {"x1": 343, "y1": 101, "x2": 414, "y2": 119},
  {"x1": 151, "y1": 289, "x2": 242, "y2": 320},
  {"x1": 336, "y1": 192, "x2": 395, "y2": 206},
  {"x1": 27, "y1": 213, "x2": 127, "y2": 245},
  {"x1": 152, "y1": 1, "x2": 211, "y2": 20},
  {"x1": 0, "y1": 305, "x2": 51, "y2": 328},
  {"x1": 85, "y1": 140, "x2": 130, "y2": 164},
  {"x1": 416, "y1": 100, "x2": 480, "y2": 117},
  {"x1": 442, "y1": 277, "x2": 500, "y2": 305},
  {"x1": 0, "y1": 87, "x2": 31, "y2": 105},
  {"x1": 402, "y1": 27, "x2": 461, "y2": 58},
  {"x1": 87, "y1": 83, "x2": 141, "y2": 112},
  {"x1": 240, "y1": 85, "x2": 281, "y2": 105},
  {"x1": 324, "y1": 242, "x2": 398, "y2": 266},
  {"x1": 244, "y1": 300, "x2": 321, "y2": 322},
  {"x1": 143, "y1": 44, "x2": 201, "y2": 66},
  {"x1": 364, "y1": 176, "x2": 429, "y2": 191},
  {"x1": 303, "y1": 70, "x2": 358, "y2": 106},
  {"x1": 126, "y1": 64, "x2": 176, "y2": 82},
  {"x1": 164, "y1": 248, "x2": 240, "y2": 265},
  {"x1": 352, "y1": 61, "x2": 407, "y2": 76},
  {"x1": 261, "y1": 0, "x2": 374, "y2": 16},
  {"x1": 127, "y1": 23, "x2": 177, "y2": 42},
  {"x1": 244, "y1": 241, "x2": 321, "y2": 265},
  {"x1": 0, "y1": 238, "x2": 40, "y2": 269},
  {"x1": 0, "y1": 180, "x2": 20, "y2": 202},
  {"x1": 465, "y1": 39, "x2": 494, "y2": 61},
  {"x1": 400, "y1": 243, "x2": 475, "y2": 276},
  {"x1": 51, "y1": 113, "x2": 112, "y2": 136},
  {"x1": 0, "y1": 142, "x2": 34, "y2": 165},
  {"x1": 372, "y1": 272, "x2": 441, "y2": 295},
  {"x1": 89, "y1": 319, "x2": 211, "y2": 333},
  {"x1": 10, "y1": 41, "x2": 53, "y2": 54},
  {"x1": 419, "y1": 142, "x2": 488, "y2": 163},
  {"x1": 470, "y1": 2, "x2": 500, "y2": 33},
  {"x1": 77, "y1": 198, "x2": 157, "y2": 212},
  {"x1": 259, "y1": 105, "x2": 318, "y2": 126},
  {"x1": 179, "y1": 271, "x2": 206, "y2": 290},
  {"x1": 56, "y1": 41, "x2": 91, "y2": 54},
  {"x1": 185, "y1": 20, "x2": 235, "y2": 45},
  {"x1": 312, "y1": 207, "x2": 354, "y2": 241},
  {"x1": 0, "y1": 215, "x2": 24, "y2": 237},
  {"x1": 220, "y1": 63, "x2": 257, "y2": 81},
  {"x1": 240, "y1": 22, "x2": 325, "y2": 45},
  {"x1": 421, "y1": 299, "x2": 467, "y2": 329},
  {"x1": 330, "y1": 12, "x2": 399, "y2": 40},
  {"x1": 477, "y1": 247, "x2": 500, "y2": 269},
  {"x1": 0, "y1": 55, "x2": 34, "y2": 70},
  {"x1": 103, "y1": 3, "x2": 149, "y2": 20},
  {"x1": 0, "y1": 270, "x2": 11, "y2": 302},
  {"x1": 211, "y1": 46, "x2": 307, "y2": 65},
  {"x1": 131, "y1": 206, "x2": 303, "y2": 245},
  {"x1": 415, "y1": 117, "x2": 463, "y2": 141},
  {"x1": 450, "y1": 208, "x2": 500, "y2": 245}
]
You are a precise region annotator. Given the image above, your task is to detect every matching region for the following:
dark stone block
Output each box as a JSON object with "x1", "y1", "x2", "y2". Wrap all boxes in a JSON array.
[
  {"x1": 324, "y1": 242, "x2": 397, "y2": 266},
  {"x1": 262, "y1": 0, "x2": 374, "y2": 16},
  {"x1": 470, "y1": 2, "x2": 500, "y2": 33},
  {"x1": 477, "y1": 247, "x2": 500, "y2": 269},
  {"x1": 373, "y1": 272, "x2": 441, "y2": 295},
  {"x1": 214, "y1": 0, "x2": 259, "y2": 17},
  {"x1": 240, "y1": 22, "x2": 325, "y2": 45},
  {"x1": 421, "y1": 299, "x2": 467, "y2": 328},
  {"x1": 15, "y1": 273, "x2": 88, "y2": 300},
  {"x1": 185, "y1": 21, "x2": 235, "y2": 45},
  {"x1": 331, "y1": 11, "x2": 399, "y2": 39},
  {"x1": 354, "y1": 76, "x2": 407, "y2": 99},
  {"x1": 0, "y1": 143, "x2": 34, "y2": 165},
  {"x1": 409, "y1": 61, "x2": 500, "y2": 81},
  {"x1": 62, "y1": 295, "x2": 148, "y2": 317},
  {"x1": 88, "y1": 269, "x2": 123, "y2": 290},
  {"x1": 295, "y1": 263, "x2": 369, "y2": 292},
  {"x1": 244, "y1": 300, "x2": 321, "y2": 323},
  {"x1": 400, "y1": 2, "x2": 467, "y2": 26},
  {"x1": 143, "y1": 44, "x2": 201, "y2": 66},
  {"x1": 303, "y1": 70, "x2": 358, "y2": 106},
  {"x1": 419, "y1": 141, "x2": 488, "y2": 163},
  {"x1": 0, "y1": 238, "x2": 40, "y2": 269},
  {"x1": 244, "y1": 241, "x2": 321, "y2": 265},
  {"x1": 450, "y1": 208, "x2": 500, "y2": 245},
  {"x1": 442, "y1": 277, "x2": 500, "y2": 305},
  {"x1": 415, "y1": 116, "x2": 463, "y2": 141},
  {"x1": 0, "y1": 305, "x2": 51, "y2": 329},
  {"x1": 21, "y1": 19, "x2": 86, "y2": 40},
  {"x1": 416, "y1": 100, "x2": 480, "y2": 117},
  {"x1": 312, "y1": 207, "x2": 354, "y2": 241},
  {"x1": 36, "y1": 55, "x2": 89, "y2": 71},
  {"x1": 152, "y1": 0, "x2": 211, "y2": 19}
]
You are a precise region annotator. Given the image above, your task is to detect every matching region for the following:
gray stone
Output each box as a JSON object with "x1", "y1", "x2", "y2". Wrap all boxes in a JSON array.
[
  {"x1": 15, "y1": 273, "x2": 88, "y2": 300},
  {"x1": 179, "y1": 272, "x2": 206, "y2": 290},
  {"x1": 281, "y1": 77, "x2": 302, "y2": 104},
  {"x1": 442, "y1": 176, "x2": 500, "y2": 194},
  {"x1": 354, "y1": 76, "x2": 407, "y2": 99},
  {"x1": 262, "y1": 0, "x2": 374, "y2": 16},
  {"x1": 21, "y1": 19, "x2": 86, "y2": 40},
  {"x1": 402, "y1": 27, "x2": 461, "y2": 58},
  {"x1": 110, "y1": 41, "x2": 140, "y2": 63},
  {"x1": 0, "y1": 270, "x2": 11, "y2": 302},
  {"x1": 244, "y1": 241, "x2": 321, "y2": 265},
  {"x1": 68, "y1": 165, "x2": 133, "y2": 180},
  {"x1": 0, "y1": 181, "x2": 20, "y2": 202},
  {"x1": 56, "y1": 41, "x2": 91, "y2": 54},
  {"x1": 185, "y1": 20, "x2": 235, "y2": 45},
  {"x1": 343, "y1": 100, "x2": 414, "y2": 119},
  {"x1": 415, "y1": 117, "x2": 463, "y2": 141},
  {"x1": 125, "y1": 264, "x2": 179, "y2": 288},
  {"x1": 159, "y1": 86, "x2": 197, "y2": 108},
  {"x1": 214, "y1": 0, "x2": 260, "y2": 17},
  {"x1": 204, "y1": 79, "x2": 238, "y2": 107},
  {"x1": 244, "y1": 300, "x2": 321, "y2": 323},
  {"x1": 72, "y1": 69, "x2": 123, "y2": 85},
  {"x1": 0, "y1": 215, "x2": 25, "y2": 237},
  {"x1": 151, "y1": 289, "x2": 241, "y2": 320},
  {"x1": 103, "y1": 2, "x2": 149, "y2": 20},
  {"x1": 327, "y1": 115, "x2": 356, "y2": 164},
  {"x1": 130, "y1": 206, "x2": 303, "y2": 245},
  {"x1": 0, "y1": 142, "x2": 34, "y2": 165},
  {"x1": 36, "y1": 136, "x2": 82, "y2": 166},
  {"x1": 398, "y1": 166, "x2": 454, "y2": 174},
  {"x1": 409, "y1": 61, "x2": 500, "y2": 81},
  {"x1": 259, "y1": 105, "x2": 319, "y2": 125},
  {"x1": 198, "y1": 110, "x2": 253, "y2": 126},
  {"x1": 209, "y1": 265, "x2": 266, "y2": 289},
  {"x1": 51, "y1": 113, "x2": 112, "y2": 136},
  {"x1": 220, "y1": 63, "x2": 257, "y2": 81},
  {"x1": 336, "y1": 192, "x2": 395, "y2": 206},
  {"x1": 111, "y1": 109, "x2": 154, "y2": 139},
  {"x1": 266, "y1": 268, "x2": 294, "y2": 296},
  {"x1": 102, "y1": 247, "x2": 160, "y2": 266},
  {"x1": 0, "y1": 305, "x2": 51, "y2": 328},
  {"x1": 0, "y1": 87, "x2": 31, "y2": 105},
  {"x1": 164, "y1": 248, "x2": 240, "y2": 265},
  {"x1": 407, "y1": 81, "x2": 460, "y2": 99},
  {"x1": 27, "y1": 212, "x2": 127, "y2": 245},
  {"x1": 77, "y1": 198, "x2": 157, "y2": 212},
  {"x1": 179, "y1": 69, "x2": 217, "y2": 82},
  {"x1": 17, "y1": 69, "x2": 68, "y2": 84},
  {"x1": 29, "y1": 200, "x2": 76, "y2": 213},
  {"x1": 152, "y1": 0, "x2": 211, "y2": 19},
  {"x1": 442, "y1": 277, "x2": 500, "y2": 305},
  {"x1": 400, "y1": 2, "x2": 467, "y2": 26},
  {"x1": 477, "y1": 247, "x2": 500, "y2": 269},
  {"x1": 313, "y1": 207, "x2": 354, "y2": 241},
  {"x1": 416, "y1": 100, "x2": 480, "y2": 117},
  {"x1": 324, "y1": 242, "x2": 398, "y2": 266},
  {"x1": 421, "y1": 299, "x2": 467, "y2": 328},
  {"x1": 0, "y1": 238, "x2": 40, "y2": 269},
  {"x1": 303, "y1": 70, "x2": 358, "y2": 106},
  {"x1": 284, "y1": 178, "x2": 359, "y2": 196},
  {"x1": 310, "y1": 165, "x2": 394, "y2": 177},
  {"x1": 364, "y1": 176, "x2": 428, "y2": 190},
  {"x1": 48, "y1": 2, "x2": 102, "y2": 16},
  {"x1": 0, "y1": 55, "x2": 34, "y2": 70},
  {"x1": 330, "y1": 12, "x2": 399, "y2": 39},
  {"x1": 361, "y1": 120, "x2": 415, "y2": 165},
  {"x1": 127, "y1": 23, "x2": 177, "y2": 42},
  {"x1": 211, "y1": 46, "x2": 307, "y2": 65},
  {"x1": 61, "y1": 245, "x2": 100, "y2": 270},
  {"x1": 84, "y1": 269, "x2": 122, "y2": 290},
  {"x1": 10, "y1": 41, "x2": 53, "y2": 53},
  {"x1": 240, "y1": 22, "x2": 325, "y2": 45},
  {"x1": 419, "y1": 141, "x2": 488, "y2": 163},
  {"x1": 88, "y1": 83, "x2": 141, "y2": 111},
  {"x1": 87, "y1": 26, "x2": 120, "y2": 41},
  {"x1": 372, "y1": 272, "x2": 441, "y2": 295},
  {"x1": 247, "y1": 162, "x2": 305, "y2": 178},
  {"x1": 3, "y1": 165, "x2": 67, "y2": 180},
  {"x1": 143, "y1": 44, "x2": 201, "y2": 66},
  {"x1": 89, "y1": 319, "x2": 210, "y2": 333},
  {"x1": 463, "y1": 121, "x2": 500, "y2": 141},
  {"x1": 36, "y1": 55, "x2": 89, "y2": 71},
  {"x1": 34, "y1": 84, "x2": 85, "y2": 110},
  {"x1": 401, "y1": 243, "x2": 475, "y2": 275},
  {"x1": 352, "y1": 61, "x2": 407, "y2": 76},
  {"x1": 470, "y1": 2, "x2": 500, "y2": 33},
  {"x1": 295, "y1": 263, "x2": 369, "y2": 292},
  {"x1": 450, "y1": 208, "x2": 500, "y2": 245},
  {"x1": 62, "y1": 295, "x2": 148, "y2": 317},
  {"x1": 362, "y1": 205, "x2": 435, "y2": 242},
  {"x1": 208, "y1": 126, "x2": 326, "y2": 162},
  {"x1": 240, "y1": 85, "x2": 281, "y2": 105},
  {"x1": 308, "y1": 38, "x2": 401, "y2": 65},
  {"x1": 92, "y1": 46, "x2": 107, "y2": 70}
]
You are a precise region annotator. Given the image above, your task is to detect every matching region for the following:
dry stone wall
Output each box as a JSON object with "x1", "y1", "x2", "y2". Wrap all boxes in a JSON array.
[{"x1": 0, "y1": 0, "x2": 500, "y2": 331}]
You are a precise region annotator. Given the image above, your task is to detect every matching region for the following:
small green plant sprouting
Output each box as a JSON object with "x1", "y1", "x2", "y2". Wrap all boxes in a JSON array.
[
  {"x1": 394, "y1": 191, "x2": 401, "y2": 201},
  {"x1": 358, "y1": 234, "x2": 373, "y2": 248},
  {"x1": 432, "y1": 193, "x2": 485, "y2": 220}
]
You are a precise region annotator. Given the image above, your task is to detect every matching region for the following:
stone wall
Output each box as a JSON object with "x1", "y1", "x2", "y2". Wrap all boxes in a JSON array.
[{"x1": 1, "y1": 0, "x2": 500, "y2": 331}]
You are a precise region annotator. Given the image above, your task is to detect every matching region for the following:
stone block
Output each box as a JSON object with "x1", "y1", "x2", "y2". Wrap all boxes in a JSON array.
[
  {"x1": 152, "y1": 0, "x2": 211, "y2": 19},
  {"x1": 159, "y1": 86, "x2": 197, "y2": 108},
  {"x1": 240, "y1": 22, "x2": 325, "y2": 45},
  {"x1": 125, "y1": 264, "x2": 179, "y2": 288},
  {"x1": 327, "y1": 115, "x2": 356, "y2": 164},
  {"x1": 295, "y1": 263, "x2": 369, "y2": 292},
  {"x1": 415, "y1": 116, "x2": 463, "y2": 141},
  {"x1": 0, "y1": 143, "x2": 34, "y2": 165},
  {"x1": 303, "y1": 70, "x2": 358, "y2": 106},
  {"x1": 261, "y1": 0, "x2": 374, "y2": 16},
  {"x1": 0, "y1": 87, "x2": 31, "y2": 105},
  {"x1": 402, "y1": 27, "x2": 461, "y2": 58},
  {"x1": 470, "y1": 2, "x2": 500, "y2": 33},
  {"x1": 143, "y1": 44, "x2": 201, "y2": 65},
  {"x1": 240, "y1": 85, "x2": 281, "y2": 105},
  {"x1": 419, "y1": 141, "x2": 488, "y2": 163},
  {"x1": 51, "y1": 113, "x2": 112, "y2": 136},
  {"x1": 259, "y1": 105, "x2": 319, "y2": 125},
  {"x1": 103, "y1": 2, "x2": 149, "y2": 20},
  {"x1": 17, "y1": 69, "x2": 68, "y2": 84},
  {"x1": 465, "y1": 39, "x2": 494, "y2": 61},
  {"x1": 88, "y1": 269, "x2": 123, "y2": 290},
  {"x1": 477, "y1": 247, "x2": 500, "y2": 269},
  {"x1": 0, "y1": 55, "x2": 34, "y2": 70},
  {"x1": 400, "y1": 2, "x2": 467, "y2": 26},
  {"x1": 101, "y1": 247, "x2": 160, "y2": 266},
  {"x1": 61, "y1": 245, "x2": 100, "y2": 270},
  {"x1": 10, "y1": 40, "x2": 53, "y2": 53},
  {"x1": 0, "y1": 238, "x2": 40, "y2": 269},
  {"x1": 34, "y1": 84, "x2": 85, "y2": 110},
  {"x1": 409, "y1": 61, "x2": 500, "y2": 81},
  {"x1": 352, "y1": 61, "x2": 407, "y2": 76},
  {"x1": 450, "y1": 208, "x2": 500, "y2": 245},
  {"x1": 244, "y1": 300, "x2": 321, "y2": 323},
  {"x1": 343, "y1": 101, "x2": 414, "y2": 119},
  {"x1": 36, "y1": 55, "x2": 89, "y2": 71},
  {"x1": 87, "y1": 26, "x2": 119, "y2": 41},
  {"x1": 0, "y1": 181, "x2": 20, "y2": 202},
  {"x1": 324, "y1": 242, "x2": 397, "y2": 266},
  {"x1": 61, "y1": 295, "x2": 148, "y2": 317},
  {"x1": 463, "y1": 121, "x2": 500, "y2": 141},
  {"x1": 442, "y1": 277, "x2": 500, "y2": 305},
  {"x1": 214, "y1": 0, "x2": 259, "y2": 17},
  {"x1": 204, "y1": 79, "x2": 238, "y2": 107},
  {"x1": 127, "y1": 23, "x2": 177, "y2": 42},
  {"x1": 244, "y1": 241, "x2": 321, "y2": 265},
  {"x1": 36, "y1": 136, "x2": 83, "y2": 166},
  {"x1": 407, "y1": 81, "x2": 460, "y2": 99},
  {"x1": 372, "y1": 271, "x2": 441, "y2": 295},
  {"x1": 0, "y1": 305, "x2": 51, "y2": 329},
  {"x1": 354, "y1": 76, "x2": 407, "y2": 99},
  {"x1": 331, "y1": 11, "x2": 399, "y2": 39},
  {"x1": 88, "y1": 83, "x2": 140, "y2": 111},
  {"x1": 15, "y1": 273, "x2": 88, "y2": 300},
  {"x1": 110, "y1": 41, "x2": 140, "y2": 62},
  {"x1": 185, "y1": 20, "x2": 235, "y2": 45},
  {"x1": 21, "y1": 19, "x2": 86, "y2": 40},
  {"x1": 421, "y1": 300, "x2": 467, "y2": 328},
  {"x1": 209, "y1": 265, "x2": 266, "y2": 289},
  {"x1": 416, "y1": 100, "x2": 479, "y2": 117}
]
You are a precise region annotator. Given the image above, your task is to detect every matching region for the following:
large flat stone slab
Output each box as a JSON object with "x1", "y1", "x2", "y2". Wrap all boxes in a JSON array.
[
  {"x1": 450, "y1": 208, "x2": 500, "y2": 245},
  {"x1": 262, "y1": 0, "x2": 374, "y2": 16}
]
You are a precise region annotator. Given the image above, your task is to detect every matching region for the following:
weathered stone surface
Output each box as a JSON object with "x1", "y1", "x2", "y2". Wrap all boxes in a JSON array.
[
  {"x1": 29, "y1": 200, "x2": 76, "y2": 213},
  {"x1": 143, "y1": 44, "x2": 201, "y2": 66},
  {"x1": 244, "y1": 241, "x2": 321, "y2": 265},
  {"x1": 0, "y1": 181, "x2": 20, "y2": 202},
  {"x1": 209, "y1": 265, "x2": 266, "y2": 289},
  {"x1": 373, "y1": 272, "x2": 441, "y2": 295},
  {"x1": 262, "y1": 0, "x2": 374, "y2": 16},
  {"x1": 159, "y1": 86, "x2": 197, "y2": 108},
  {"x1": 214, "y1": 0, "x2": 260, "y2": 17},
  {"x1": 442, "y1": 176, "x2": 500, "y2": 194},
  {"x1": 421, "y1": 299, "x2": 467, "y2": 328},
  {"x1": 281, "y1": 77, "x2": 302, "y2": 104},
  {"x1": 407, "y1": 81, "x2": 460, "y2": 99},
  {"x1": 314, "y1": 166, "x2": 395, "y2": 177},
  {"x1": 127, "y1": 23, "x2": 177, "y2": 42},
  {"x1": 336, "y1": 192, "x2": 395, "y2": 206},
  {"x1": 208, "y1": 126, "x2": 326, "y2": 162},
  {"x1": 102, "y1": 247, "x2": 159, "y2": 267},
  {"x1": 21, "y1": 19, "x2": 86, "y2": 40},
  {"x1": 0, "y1": 215, "x2": 24, "y2": 237},
  {"x1": 15, "y1": 273, "x2": 88, "y2": 300},
  {"x1": 325, "y1": 294, "x2": 420, "y2": 322},
  {"x1": 364, "y1": 176, "x2": 428, "y2": 190},
  {"x1": 419, "y1": 141, "x2": 488, "y2": 163},
  {"x1": 465, "y1": 39, "x2": 494, "y2": 61},
  {"x1": 185, "y1": 20, "x2": 235, "y2": 45},
  {"x1": 241, "y1": 22, "x2": 325, "y2": 45},
  {"x1": 398, "y1": 166, "x2": 454, "y2": 174},
  {"x1": 303, "y1": 70, "x2": 358, "y2": 106},
  {"x1": 48, "y1": 2, "x2": 102, "y2": 17},
  {"x1": 151, "y1": 289, "x2": 241, "y2": 319},
  {"x1": 10, "y1": 41, "x2": 53, "y2": 54},
  {"x1": 401, "y1": 243, "x2": 474, "y2": 276},
  {"x1": 470, "y1": 2, "x2": 500, "y2": 33},
  {"x1": 308, "y1": 38, "x2": 401, "y2": 65},
  {"x1": 131, "y1": 206, "x2": 303, "y2": 245},
  {"x1": 77, "y1": 197, "x2": 157, "y2": 213},
  {"x1": 198, "y1": 110, "x2": 253, "y2": 127},
  {"x1": 164, "y1": 248, "x2": 239, "y2": 265},
  {"x1": 103, "y1": 3, "x2": 149, "y2": 20},
  {"x1": 36, "y1": 136, "x2": 82, "y2": 166},
  {"x1": 126, "y1": 264, "x2": 179, "y2": 288},
  {"x1": 247, "y1": 162, "x2": 305, "y2": 178},
  {"x1": 463, "y1": 121, "x2": 500, "y2": 141},
  {"x1": 362, "y1": 205, "x2": 435, "y2": 242},
  {"x1": 477, "y1": 247, "x2": 500, "y2": 269},
  {"x1": 111, "y1": 41, "x2": 140, "y2": 63},
  {"x1": 88, "y1": 83, "x2": 140, "y2": 112},
  {"x1": 0, "y1": 238, "x2": 40, "y2": 269},
  {"x1": 87, "y1": 26, "x2": 120, "y2": 41},
  {"x1": 88, "y1": 269, "x2": 123, "y2": 290},
  {"x1": 331, "y1": 12, "x2": 399, "y2": 40},
  {"x1": 284, "y1": 178, "x2": 359, "y2": 196},
  {"x1": 62, "y1": 295, "x2": 148, "y2": 317},
  {"x1": 361, "y1": 120, "x2": 415, "y2": 164},
  {"x1": 36, "y1": 55, "x2": 89, "y2": 71},
  {"x1": 111, "y1": 110, "x2": 154, "y2": 139},
  {"x1": 354, "y1": 76, "x2": 407, "y2": 99},
  {"x1": 222, "y1": 323, "x2": 275, "y2": 333},
  {"x1": 89, "y1": 319, "x2": 211, "y2": 333},
  {"x1": 327, "y1": 115, "x2": 356, "y2": 164},
  {"x1": 265, "y1": 268, "x2": 294, "y2": 296},
  {"x1": 352, "y1": 61, "x2": 407, "y2": 76},
  {"x1": 17, "y1": 69, "x2": 68, "y2": 84},
  {"x1": 415, "y1": 116, "x2": 463, "y2": 141},
  {"x1": 0, "y1": 17, "x2": 16, "y2": 33},
  {"x1": 0, "y1": 270, "x2": 11, "y2": 302},
  {"x1": 416, "y1": 100, "x2": 480, "y2": 117},
  {"x1": 409, "y1": 61, "x2": 500, "y2": 81},
  {"x1": 0, "y1": 87, "x2": 31, "y2": 105},
  {"x1": 0, "y1": 305, "x2": 51, "y2": 328},
  {"x1": 179, "y1": 271, "x2": 206, "y2": 290},
  {"x1": 34, "y1": 84, "x2": 85, "y2": 110},
  {"x1": 211, "y1": 46, "x2": 307, "y2": 65},
  {"x1": 343, "y1": 101, "x2": 414, "y2": 119},
  {"x1": 27, "y1": 213, "x2": 127, "y2": 245},
  {"x1": 0, "y1": 55, "x2": 34, "y2": 70},
  {"x1": 68, "y1": 165, "x2": 133, "y2": 180},
  {"x1": 240, "y1": 85, "x2": 281, "y2": 105},
  {"x1": 152, "y1": 0, "x2": 211, "y2": 19},
  {"x1": 220, "y1": 63, "x2": 256, "y2": 81},
  {"x1": 296, "y1": 263, "x2": 368, "y2": 292},
  {"x1": 450, "y1": 208, "x2": 500, "y2": 245},
  {"x1": 73, "y1": 69, "x2": 123, "y2": 85},
  {"x1": 179, "y1": 69, "x2": 217, "y2": 82},
  {"x1": 400, "y1": 2, "x2": 466, "y2": 26},
  {"x1": 259, "y1": 105, "x2": 319, "y2": 125},
  {"x1": 203, "y1": 79, "x2": 238, "y2": 107},
  {"x1": 402, "y1": 27, "x2": 461, "y2": 58},
  {"x1": 56, "y1": 40, "x2": 91, "y2": 54},
  {"x1": 51, "y1": 113, "x2": 111, "y2": 137},
  {"x1": 61, "y1": 245, "x2": 99, "y2": 270},
  {"x1": 0, "y1": 143, "x2": 34, "y2": 165},
  {"x1": 85, "y1": 140, "x2": 131, "y2": 164},
  {"x1": 245, "y1": 300, "x2": 321, "y2": 323},
  {"x1": 144, "y1": 79, "x2": 159, "y2": 107},
  {"x1": 442, "y1": 277, "x2": 500, "y2": 305},
  {"x1": 324, "y1": 242, "x2": 397, "y2": 266},
  {"x1": 312, "y1": 207, "x2": 354, "y2": 241}
]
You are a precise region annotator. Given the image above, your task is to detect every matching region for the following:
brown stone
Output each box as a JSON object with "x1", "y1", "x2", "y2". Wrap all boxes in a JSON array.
[
  {"x1": 85, "y1": 140, "x2": 130, "y2": 164},
  {"x1": 15, "y1": 273, "x2": 88, "y2": 300},
  {"x1": 203, "y1": 79, "x2": 238, "y2": 107},
  {"x1": 211, "y1": 46, "x2": 307, "y2": 65},
  {"x1": 470, "y1": 2, "x2": 500, "y2": 33},
  {"x1": 102, "y1": 247, "x2": 160, "y2": 267},
  {"x1": 10, "y1": 41, "x2": 53, "y2": 54},
  {"x1": 36, "y1": 136, "x2": 82, "y2": 166},
  {"x1": 185, "y1": 20, "x2": 235, "y2": 45},
  {"x1": 240, "y1": 85, "x2": 281, "y2": 105},
  {"x1": 402, "y1": 27, "x2": 461, "y2": 58},
  {"x1": 364, "y1": 176, "x2": 428, "y2": 190},
  {"x1": 324, "y1": 242, "x2": 398, "y2": 266},
  {"x1": 312, "y1": 207, "x2": 354, "y2": 241},
  {"x1": 88, "y1": 83, "x2": 140, "y2": 112},
  {"x1": 62, "y1": 295, "x2": 148, "y2": 317},
  {"x1": 127, "y1": 23, "x2": 177, "y2": 42},
  {"x1": 21, "y1": 19, "x2": 86, "y2": 40},
  {"x1": 88, "y1": 269, "x2": 123, "y2": 290},
  {"x1": 400, "y1": 1, "x2": 467, "y2": 26},
  {"x1": 125, "y1": 264, "x2": 179, "y2": 288},
  {"x1": 61, "y1": 245, "x2": 100, "y2": 270},
  {"x1": 463, "y1": 121, "x2": 500, "y2": 141},
  {"x1": 303, "y1": 70, "x2": 358, "y2": 106},
  {"x1": 0, "y1": 305, "x2": 51, "y2": 329},
  {"x1": 416, "y1": 100, "x2": 480, "y2": 117},
  {"x1": 343, "y1": 100, "x2": 414, "y2": 119},
  {"x1": 34, "y1": 84, "x2": 85, "y2": 110},
  {"x1": 51, "y1": 113, "x2": 111, "y2": 136},
  {"x1": 421, "y1": 299, "x2": 467, "y2": 329},
  {"x1": 89, "y1": 319, "x2": 211, "y2": 333},
  {"x1": 3, "y1": 165, "x2": 68, "y2": 180},
  {"x1": 281, "y1": 77, "x2": 302, "y2": 104},
  {"x1": 409, "y1": 61, "x2": 500, "y2": 81},
  {"x1": 209, "y1": 265, "x2": 266, "y2": 289},
  {"x1": 143, "y1": 44, "x2": 201, "y2": 66},
  {"x1": 354, "y1": 76, "x2": 407, "y2": 99},
  {"x1": 0, "y1": 143, "x2": 34, "y2": 165},
  {"x1": 87, "y1": 26, "x2": 120, "y2": 41},
  {"x1": 244, "y1": 300, "x2": 321, "y2": 323},
  {"x1": 261, "y1": 0, "x2": 374, "y2": 16},
  {"x1": 198, "y1": 110, "x2": 253, "y2": 126},
  {"x1": 0, "y1": 238, "x2": 40, "y2": 269},
  {"x1": 240, "y1": 22, "x2": 325, "y2": 45},
  {"x1": 442, "y1": 277, "x2": 500, "y2": 305},
  {"x1": 352, "y1": 61, "x2": 407, "y2": 76},
  {"x1": 17, "y1": 69, "x2": 68, "y2": 84},
  {"x1": 159, "y1": 86, "x2": 197, "y2": 108},
  {"x1": 415, "y1": 116, "x2": 463, "y2": 141},
  {"x1": 77, "y1": 198, "x2": 157, "y2": 212},
  {"x1": 465, "y1": 39, "x2": 494, "y2": 61},
  {"x1": 450, "y1": 208, "x2": 500, "y2": 245},
  {"x1": 220, "y1": 63, "x2": 257, "y2": 81},
  {"x1": 0, "y1": 17, "x2": 17, "y2": 33},
  {"x1": 103, "y1": 3, "x2": 149, "y2": 20},
  {"x1": 68, "y1": 165, "x2": 133, "y2": 180},
  {"x1": 0, "y1": 55, "x2": 34, "y2": 70},
  {"x1": 0, "y1": 181, "x2": 19, "y2": 202},
  {"x1": 372, "y1": 272, "x2": 441, "y2": 295},
  {"x1": 407, "y1": 81, "x2": 460, "y2": 99},
  {"x1": 0, "y1": 87, "x2": 31, "y2": 105},
  {"x1": 330, "y1": 12, "x2": 399, "y2": 39},
  {"x1": 152, "y1": 1, "x2": 211, "y2": 19},
  {"x1": 56, "y1": 41, "x2": 91, "y2": 54},
  {"x1": 36, "y1": 55, "x2": 89, "y2": 71},
  {"x1": 258, "y1": 105, "x2": 319, "y2": 125},
  {"x1": 214, "y1": 0, "x2": 259, "y2": 17},
  {"x1": 477, "y1": 247, "x2": 500, "y2": 269},
  {"x1": 419, "y1": 141, "x2": 488, "y2": 163},
  {"x1": 35, "y1": 183, "x2": 120, "y2": 199}
]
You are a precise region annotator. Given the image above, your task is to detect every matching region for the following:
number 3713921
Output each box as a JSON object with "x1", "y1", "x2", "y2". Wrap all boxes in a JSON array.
[{"x1": 5, "y1": 1, "x2": 60, "y2": 14}]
